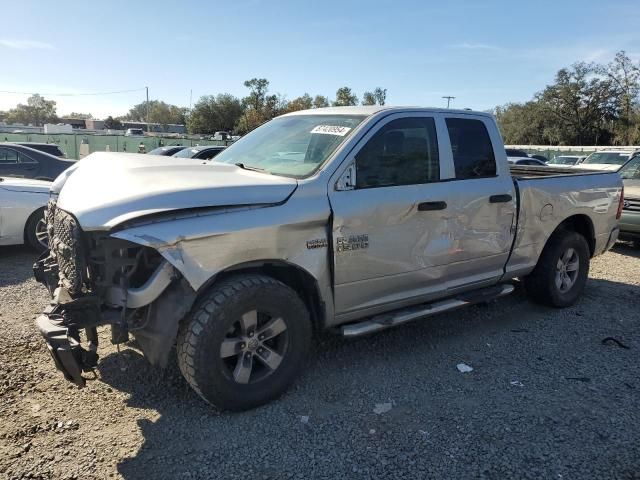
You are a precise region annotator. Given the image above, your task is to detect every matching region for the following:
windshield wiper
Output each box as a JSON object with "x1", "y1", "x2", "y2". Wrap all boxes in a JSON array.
[{"x1": 234, "y1": 163, "x2": 270, "y2": 174}]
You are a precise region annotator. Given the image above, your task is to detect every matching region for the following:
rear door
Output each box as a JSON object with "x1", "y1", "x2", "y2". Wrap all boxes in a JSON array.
[{"x1": 438, "y1": 115, "x2": 517, "y2": 287}]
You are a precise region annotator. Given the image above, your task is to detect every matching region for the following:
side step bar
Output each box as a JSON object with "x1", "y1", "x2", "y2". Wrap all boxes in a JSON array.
[{"x1": 341, "y1": 283, "x2": 514, "y2": 337}]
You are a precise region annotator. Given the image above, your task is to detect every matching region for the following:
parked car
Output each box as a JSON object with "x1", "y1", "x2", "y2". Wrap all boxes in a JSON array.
[
  {"x1": 172, "y1": 145, "x2": 226, "y2": 160},
  {"x1": 549, "y1": 155, "x2": 585, "y2": 166},
  {"x1": 578, "y1": 150, "x2": 633, "y2": 171},
  {"x1": 529, "y1": 154, "x2": 548, "y2": 163},
  {"x1": 618, "y1": 154, "x2": 640, "y2": 246},
  {"x1": 505, "y1": 148, "x2": 529, "y2": 157},
  {"x1": 15, "y1": 142, "x2": 66, "y2": 158},
  {"x1": 212, "y1": 131, "x2": 231, "y2": 141},
  {"x1": 147, "y1": 145, "x2": 188, "y2": 156},
  {"x1": 0, "y1": 176, "x2": 49, "y2": 252},
  {"x1": 125, "y1": 128, "x2": 145, "y2": 137},
  {"x1": 508, "y1": 157, "x2": 547, "y2": 166},
  {"x1": 0, "y1": 143, "x2": 75, "y2": 181},
  {"x1": 34, "y1": 106, "x2": 622, "y2": 411}
]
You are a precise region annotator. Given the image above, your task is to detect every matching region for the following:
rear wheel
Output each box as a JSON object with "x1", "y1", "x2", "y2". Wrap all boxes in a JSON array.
[
  {"x1": 524, "y1": 230, "x2": 590, "y2": 307},
  {"x1": 24, "y1": 207, "x2": 48, "y2": 253},
  {"x1": 177, "y1": 274, "x2": 312, "y2": 411}
]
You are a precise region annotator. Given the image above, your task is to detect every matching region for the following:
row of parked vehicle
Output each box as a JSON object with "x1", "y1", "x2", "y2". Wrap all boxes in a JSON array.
[
  {"x1": 506, "y1": 148, "x2": 638, "y2": 170},
  {"x1": 0, "y1": 141, "x2": 227, "y2": 252},
  {"x1": 1, "y1": 138, "x2": 639, "y2": 255}
]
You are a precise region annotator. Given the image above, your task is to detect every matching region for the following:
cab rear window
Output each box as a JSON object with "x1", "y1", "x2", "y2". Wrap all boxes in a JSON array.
[{"x1": 446, "y1": 118, "x2": 497, "y2": 179}]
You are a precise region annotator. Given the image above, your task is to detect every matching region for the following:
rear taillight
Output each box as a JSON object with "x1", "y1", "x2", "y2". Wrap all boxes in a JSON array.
[{"x1": 616, "y1": 186, "x2": 624, "y2": 220}]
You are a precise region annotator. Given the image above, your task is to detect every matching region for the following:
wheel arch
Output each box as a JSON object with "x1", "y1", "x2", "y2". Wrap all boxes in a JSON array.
[
  {"x1": 550, "y1": 214, "x2": 596, "y2": 257},
  {"x1": 195, "y1": 260, "x2": 327, "y2": 334},
  {"x1": 23, "y1": 205, "x2": 46, "y2": 245}
]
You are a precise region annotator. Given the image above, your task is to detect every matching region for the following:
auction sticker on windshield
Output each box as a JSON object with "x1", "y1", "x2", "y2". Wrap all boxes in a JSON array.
[{"x1": 310, "y1": 125, "x2": 352, "y2": 136}]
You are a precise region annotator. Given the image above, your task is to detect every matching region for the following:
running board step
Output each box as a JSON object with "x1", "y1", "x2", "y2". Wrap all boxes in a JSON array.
[{"x1": 340, "y1": 283, "x2": 514, "y2": 337}]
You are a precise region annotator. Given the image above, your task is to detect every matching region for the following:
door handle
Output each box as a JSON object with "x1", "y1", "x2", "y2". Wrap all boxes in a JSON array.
[
  {"x1": 418, "y1": 201, "x2": 447, "y2": 211},
  {"x1": 489, "y1": 194, "x2": 512, "y2": 203}
]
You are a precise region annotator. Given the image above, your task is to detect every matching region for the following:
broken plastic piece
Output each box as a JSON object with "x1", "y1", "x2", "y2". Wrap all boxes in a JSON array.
[{"x1": 456, "y1": 363, "x2": 473, "y2": 373}]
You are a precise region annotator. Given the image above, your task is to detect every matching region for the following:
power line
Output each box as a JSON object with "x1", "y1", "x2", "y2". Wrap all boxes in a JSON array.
[{"x1": 0, "y1": 87, "x2": 146, "y2": 97}]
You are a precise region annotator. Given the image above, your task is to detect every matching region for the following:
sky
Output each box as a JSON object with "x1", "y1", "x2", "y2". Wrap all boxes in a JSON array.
[{"x1": 1, "y1": 0, "x2": 639, "y2": 119}]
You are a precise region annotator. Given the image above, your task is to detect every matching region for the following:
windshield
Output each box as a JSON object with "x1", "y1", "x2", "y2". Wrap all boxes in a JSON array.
[
  {"x1": 619, "y1": 157, "x2": 640, "y2": 179},
  {"x1": 583, "y1": 152, "x2": 629, "y2": 165},
  {"x1": 549, "y1": 156, "x2": 578, "y2": 165},
  {"x1": 213, "y1": 114, "x2": 366, "y2": 177}
]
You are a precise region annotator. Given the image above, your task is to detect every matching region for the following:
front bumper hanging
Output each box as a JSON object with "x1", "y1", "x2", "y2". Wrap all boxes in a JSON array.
[{"x1": 36, "y1": 309, "x2": 87, "y2": 387}]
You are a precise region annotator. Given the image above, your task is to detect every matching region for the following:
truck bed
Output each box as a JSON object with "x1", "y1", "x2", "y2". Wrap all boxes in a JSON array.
[
  {"x1": 505, "y1": 165, "x2": 621, "y2": 279},
  {"x1": 509, "y1": 165, "x2": 613, "y2": 179}
]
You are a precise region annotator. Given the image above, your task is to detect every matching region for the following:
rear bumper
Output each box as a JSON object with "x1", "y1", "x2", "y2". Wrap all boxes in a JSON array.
[{"x1": 35, "y1": 310, "x2": 86, "y2": 387}]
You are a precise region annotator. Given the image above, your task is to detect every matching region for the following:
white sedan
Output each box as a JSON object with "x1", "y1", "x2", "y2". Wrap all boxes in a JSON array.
[{"x1": 0, "y1": 177, "x2": 50, "y2": 252}]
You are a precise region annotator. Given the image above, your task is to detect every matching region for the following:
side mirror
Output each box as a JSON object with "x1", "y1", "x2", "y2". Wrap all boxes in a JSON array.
[{"x1": 336, "y1": 163, "x2": 356, "y2": 191}]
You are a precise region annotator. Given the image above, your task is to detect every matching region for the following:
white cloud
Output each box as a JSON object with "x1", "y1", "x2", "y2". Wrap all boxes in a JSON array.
[{"x1": 0, "y1": 39, "x2": 54, "y2": 50}]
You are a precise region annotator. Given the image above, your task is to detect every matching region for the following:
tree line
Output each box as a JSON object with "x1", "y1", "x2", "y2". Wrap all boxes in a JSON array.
[
  {"x1": 0, "y1": 82, "x2": 387, "y2": 135},
  {"x1": 495, "y1": 51, "x2": 640, "y2": 145}
]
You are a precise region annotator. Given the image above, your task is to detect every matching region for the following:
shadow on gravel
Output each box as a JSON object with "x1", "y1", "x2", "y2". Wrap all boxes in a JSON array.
[
  {"x1": 98, "y1": 278, "x2": 639, "y2": 479},
  {"x1": 611, "y1": 241, "x2": 640, "y2": 258},
  {"x1": 0, "y1": 245, "x2": 39, "y2": 287}
]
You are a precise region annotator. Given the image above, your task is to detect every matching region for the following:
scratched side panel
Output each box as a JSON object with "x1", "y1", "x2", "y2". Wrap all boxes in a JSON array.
[{"x1": 505, "y1": 172, "x2": 622, "y2": 278}]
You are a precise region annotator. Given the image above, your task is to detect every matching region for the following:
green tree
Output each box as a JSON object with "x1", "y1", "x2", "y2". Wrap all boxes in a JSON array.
[
  {"x1": 362, "y1": 91, "x2": 376, "y2": 105},
  {"x1": 362, "y1": 87, "x2": 387, "y2": 106},
  {"x1": 242, "y1": 78, "x2": 270, "y2": 111},
  {"x1": 187, "y1": 94, "x2": 244, "y2": 134},
  {"x1": 125, "y1": 100, "x2": 186, "y2": 125},
  {"x1": 104, "y1": 116, "x2": 123, "y2": 130},
  {"x1": 287, "y1": 93, "x2": 313, "y2": 112},
  {"x1": 598, "y1": 51, "x2": 640, "y2": 144},
  {"x1": 495, "y1": 102, "x2": 547, "y2": 144},
  {"x1": 537, "y1": 62, "x2": 618, "y2": 145},
  {"x1": 333, "y1": 87, "x2": 358, "y2": 106},
  {"x1": 6, "y1": 94, "x2": 57, "y2": 126},
  {"x1": 237, "y1": 78, "x2": 283, "y2": 134},
  {"x1": 312, "y1": 95, "x2": 329, "y2": 108},
  {"x1": 373, "y1": 87, "x2": 387, "y2": 105}
]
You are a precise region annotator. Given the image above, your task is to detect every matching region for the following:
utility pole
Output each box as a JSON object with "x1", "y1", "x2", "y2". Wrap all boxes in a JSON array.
[
  {"x1": 145, "y1": 86, "x2": 149, "y2": 133},
  {"x1": 442, "y1": 96, "x2": 455, "y2": 108}
]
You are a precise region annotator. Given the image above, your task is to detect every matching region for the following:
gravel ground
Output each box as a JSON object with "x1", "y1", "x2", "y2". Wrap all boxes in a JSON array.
[{"x1": 0, "y1": 243, "x2": 639, "y2": 480}]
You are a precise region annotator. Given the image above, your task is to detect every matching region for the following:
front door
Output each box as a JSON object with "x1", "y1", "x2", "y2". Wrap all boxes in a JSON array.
[{"x1": 328, "y1": 114, "x2": 451, "y2": 319}]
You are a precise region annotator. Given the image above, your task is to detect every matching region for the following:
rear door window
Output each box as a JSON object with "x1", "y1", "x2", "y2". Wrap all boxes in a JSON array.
[
  {"x1": 446, "y1": 118, "x2": 496, "y2": 179},
  {"x1": 0, "y1": 148, "x2": 19, "y2": 163},
  {"x1": 18, "y1": 152, "x2": 38, "y2": 164}
]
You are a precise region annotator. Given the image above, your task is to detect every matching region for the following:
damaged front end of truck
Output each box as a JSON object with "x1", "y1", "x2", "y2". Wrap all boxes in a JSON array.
[{"x1": 33, "y1": 199, "x2": 196, "y2": 387}]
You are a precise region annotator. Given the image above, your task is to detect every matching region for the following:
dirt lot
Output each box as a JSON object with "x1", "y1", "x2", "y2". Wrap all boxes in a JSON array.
[{"x1": 0, "y1": 244, "x2": 639, "y2": 480}]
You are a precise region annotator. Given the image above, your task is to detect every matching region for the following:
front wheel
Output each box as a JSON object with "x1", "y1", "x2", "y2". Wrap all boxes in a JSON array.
[
  {"x1": 524, "y1": 230, "x2": 590, "y2": 307},
  {"x1": 24, "y1": 207, "x2": 48, "y2": 253},
  {"x1": 177, "y1": 274, "x2": 312, "y2": 411}
]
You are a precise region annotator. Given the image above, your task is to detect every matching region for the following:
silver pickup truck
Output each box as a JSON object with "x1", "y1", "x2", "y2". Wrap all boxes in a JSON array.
[{"x1": 34, "y1": 106, "x2": 623, "y2": 410}]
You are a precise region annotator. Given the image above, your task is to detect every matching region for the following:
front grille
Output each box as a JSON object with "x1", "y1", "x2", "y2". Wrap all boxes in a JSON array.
[
  {"x1": 47, "y1": 202, "x2": 87, "y2": 296},
  {"x1": 623, "y1": 198, "x2": 640, "y2": 212}
]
